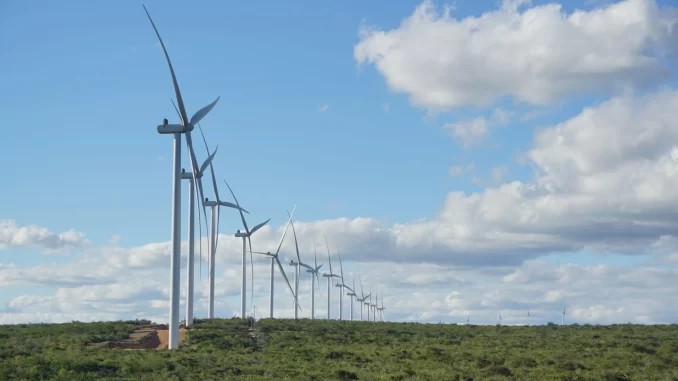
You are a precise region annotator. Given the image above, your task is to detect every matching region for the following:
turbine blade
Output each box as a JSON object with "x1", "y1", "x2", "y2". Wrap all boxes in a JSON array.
[
  {"x1": 314, "y1": 245, "x2": 320, "y2": 288},
  {"x1": 143, "y1": 5, "x2": 189, "y2": 125},
  {"x1": 171, "y1": 98, "x2": 181, "y2": 121},
  {"x1": 190, "y1": 96, "x2": 220, "y2": 126},
  {"x1": 215, "y1": 205, "x2": 221, "y2": 255},
  {"x1": 359, "y1": 275, "x2": 364, "y2": 299},
  {"x1": 218, "y1": 200, "x2": 249, "y2": 213},
  {"x1": 337, "y1": 246, "x2": 345, "y2": 283},
  {"x1": 185, "y1": 133, "x2": 210, "y2": 255},
  {"x1": 199, "y1": 145, "x2": 218, "y2": 175},
  {"x1": 197, "y1": 180, "x2": 203, "y2": 280},
  {"x1": 197, "y1": 124, "x2": 221, "y2": 203},
  {"x1": 288, "y1": 211, "x2": 302, "y2": 263},
  {"x1": 324, "y1": 235, "x2": 332, "y2": 274},
  {"x1": 222, "y1": 179, "x2": 250, "y2": 234},
  {"x1": 276, "y1": 255, "x2": 301, "y2": 311},
  {"x1": 274, "y1": 205, "x2": 296, "y2": 256},
  {"x1": 250, "y1": 219, "x2": 270, "y2": 235}
]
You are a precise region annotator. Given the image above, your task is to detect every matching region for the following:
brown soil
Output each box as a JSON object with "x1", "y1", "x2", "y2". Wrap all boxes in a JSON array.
[
  {"x1": 97, "y1": 325, "x2": 188, "y2": 350},
  {"x1": 155, "y1": 328, "x2": 187, "y2": 349}
]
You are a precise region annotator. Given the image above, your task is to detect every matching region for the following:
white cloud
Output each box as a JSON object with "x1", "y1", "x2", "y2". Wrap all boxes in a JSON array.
[
  {"x1": 317, "y1": 104, "x2": 329, "y2": 112},
  {"x1": 0, "y1": 220, "x2": 88, "y2": 251},
  {"x1": 354, "y1": 0, "x2": 678, "y2": 111},
  {"x1": 383, "y1": 103, "x2": 390, "y2": 112},
  {"x1": 444, "y1": 117, "x2": 489, "y2": 147},
  {"x1": 448, "y1": 162, "x2": 475, "y2": 177}
]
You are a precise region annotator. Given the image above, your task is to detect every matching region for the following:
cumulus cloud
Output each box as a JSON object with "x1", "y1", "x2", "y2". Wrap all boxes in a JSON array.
[
  {"x1": 354, "y1": 0, "x2": 678, "y2": 110},
  {"x1": 448, "y1": 162, "x2": 475, "y2": 177},
  {"x1": 0, "y1": 220, "x2": 88, "y2": 251}
]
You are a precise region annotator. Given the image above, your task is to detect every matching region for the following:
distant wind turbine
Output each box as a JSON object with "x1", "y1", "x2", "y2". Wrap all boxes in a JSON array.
[
  {"x1": 346, "y1": 275, "x2": 357, "y2": 321},
  {"x1": 356, "y1": 276, "x2": 370, "y2": 321},
  {"x1": 198, "y1": 131, "x2": 248, "y2": 319},
  {"x1": 364, "y1": 287, "x2": 373, "y2": 321},
  {"x1": 377, "y1": 296, "x2": 386, "y2": 321},
  {"x1": 321, "y1": 236, "x2": 341, "y2": 319},
  {"x1": 287, "y1": 213, "x2": 304, "y2": 320},
  {"x1": 562, "y1": 308, "x2": 566, "y2": 326},
  {"x1": 252, "y1": 206, "x2": 300, "y2": 318},
  {"x1": 300, "y1": 243, "x2": 323, "y2": 319},
  {"x1": 335, "y1": 247, "x2": 353, "y2": 321},
  {"x1": 222, "y1": 180, "x2": 270, "y2": 319},
  {"x1": 180, "y1": 148, "x2": 217, "y2": 327}
]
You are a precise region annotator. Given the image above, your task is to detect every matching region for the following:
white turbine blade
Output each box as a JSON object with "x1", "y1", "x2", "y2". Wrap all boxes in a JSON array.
[
  {"x1": 190, "y1": 96, "x2": 220, "y2": 126},
  {"x1": 213, "y1": 199, "x2": 221, "y2": 255},
  {"x1": 273, "y1": 205, "x2": 296, "y2": 256},
  {"x1": 218, "y1": 200, "x2": 249, "y2": 214},
  {"x1": 143, "y1": 5, "x2": 189, "y2": 125},
  {"x1": 185, "y1": 133, "x2": 210, "y2": 252},
  {"x1": 275, "y1": 255, "x2": 301, "y2": 311},
  {"x1": 359, "y1": 275, "x2": 364, "y2": 299},
  {"x1": 288, "y1": 212, "x2": 302, "y2": 263},
  {"x1": 250, "y1": 219, "x2": 270, "y2": 235},
  {"x1": 171, "y1": 98, "x2": 181, "y2": 121},
  {"x1": 222, "y1": 179, "x2": 250, "y2": 233},
  {"x1": 197, "y1": 124, "x2": 221, "y2": 203},
  {"x1": 199, "y1": 145, "x2": 218, "y2": 175},
  {"x1": 324, "y1": 235, "x2": 332, "y2": 274},
  {"x1": 313, "y1": 245, "x2": 320, "y2": 288},
  {"x1": 197, "y1": 179, "x2": 203, "y2": 280},
  {"x1": 336, "y1": 246, "x2": 345, "y2": 283}
]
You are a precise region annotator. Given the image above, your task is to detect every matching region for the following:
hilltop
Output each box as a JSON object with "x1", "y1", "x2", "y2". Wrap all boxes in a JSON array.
[{"x1": 0, "y1": 319, "x2": 676, "y2": 380}]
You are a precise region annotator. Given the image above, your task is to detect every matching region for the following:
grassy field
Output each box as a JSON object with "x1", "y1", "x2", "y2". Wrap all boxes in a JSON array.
[{"x1": 0, "y1": 318, "x2": 676, "y2": 380}]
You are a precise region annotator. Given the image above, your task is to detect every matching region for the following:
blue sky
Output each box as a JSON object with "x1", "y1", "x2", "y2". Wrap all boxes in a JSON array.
[{"x1": 1, "y1": 0, "x2": 678, "y2": 325}]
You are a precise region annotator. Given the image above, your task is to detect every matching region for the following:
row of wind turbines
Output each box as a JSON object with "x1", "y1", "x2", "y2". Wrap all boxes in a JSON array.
[{"x1": 143, "y1": 6, "x2": 387, "y2": 350}]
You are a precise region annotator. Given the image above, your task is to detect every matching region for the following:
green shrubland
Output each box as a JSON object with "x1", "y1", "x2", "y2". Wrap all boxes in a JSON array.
[{"x1": 0, "y1": 318, "x2": 677, "y2": 380}]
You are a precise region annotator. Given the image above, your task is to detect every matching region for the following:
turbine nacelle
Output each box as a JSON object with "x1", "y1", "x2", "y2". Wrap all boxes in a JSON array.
[{"x1": 157, "y1": 119, "x2": 191, "y2": 134}]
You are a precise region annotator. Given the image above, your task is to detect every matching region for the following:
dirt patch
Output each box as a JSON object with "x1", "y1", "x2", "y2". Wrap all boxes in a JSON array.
[
  {"x1": 155, "y1": 328, "x2": 187, "y2": 349},
  {"x1": 95, "y1": 325, "x2": 188, "y2": 350}
]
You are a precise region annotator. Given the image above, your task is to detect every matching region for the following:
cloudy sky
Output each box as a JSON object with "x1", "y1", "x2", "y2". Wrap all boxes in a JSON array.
[{"x1": 2, "y1": 0, "x2": 678, "y2": 325}]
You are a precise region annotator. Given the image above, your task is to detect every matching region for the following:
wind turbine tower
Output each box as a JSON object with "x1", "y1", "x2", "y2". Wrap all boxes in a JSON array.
[
  {"x1": 252, "y1": 206, "x2": 299, "y2": 318},
  {"x1": 346, "y1": 276, "x2": 357, "y2": 321},
  {"x1": 145, "y1": 5, "x2": 223, "y2": 348},
  {"x1": 302, "y1": 245, "x2": 323, "y2": 319},
  {"x1": 222, "y1": 180, "x2": 270, "y2": 319},
  {"x1": 179, "y1": 148, "x2": 217, "y2": 326},
  {"x1": 321, "y1": 237, "x2": 341, "y2": 319}
]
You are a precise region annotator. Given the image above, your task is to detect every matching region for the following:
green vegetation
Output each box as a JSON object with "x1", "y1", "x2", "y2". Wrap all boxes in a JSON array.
[{"x1": 0, "y1": 318, "x2": 677, "y2": 380}]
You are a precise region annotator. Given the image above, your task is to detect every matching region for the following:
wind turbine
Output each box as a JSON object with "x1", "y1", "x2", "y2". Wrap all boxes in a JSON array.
[
  {"x1": 222, "y1": 180, "x2": 270, "y2": 319},
  {"x1": 364, "y1": 287, "x2": 372, "y2": 321},
  {"x1": 321, "y1": 237, "x2": 341, "y2": 319},
  {"x1": 466, "y1": 316, "x2": 470, "y2": 324},
  {"x1": 498, "y1": 312, "x2": 503, "y2": 325},
  {"x1": 252, "y1": 206, "x2": 299, "y2": 318},
  {"x1": 371, "y1": 293, "x2": 378, "y2": 322},
  {"x1": 287, "y1": 214, "x2": 303, "y2": 320},
  {"x1": 377, "y1": 297, "x2": 385, "y2": 321},
  {"x1": 346, "y1": 275, "x2": 357, "y2": 321},
  {"x1": 334, "y1": 248, "x2": 353, "y2": 321},
  {"x1": 301, "y1": 243, "x2": 323, "y2": 319},
  {"x1": 197, "y1": 131, "x2": 248, "y2": 319},
  {"x1": 562, "y1": 308, "x2": 566, "y2": 326},
  {"x1": 356, "y1": 276, "x2": 370, "y2": 321},
  {"x1": 180, "y1": 148, "x2": 218, "y2": 327},
  {"x1": 144, "y1": 5, "x2": 221, "y2": 349}
]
